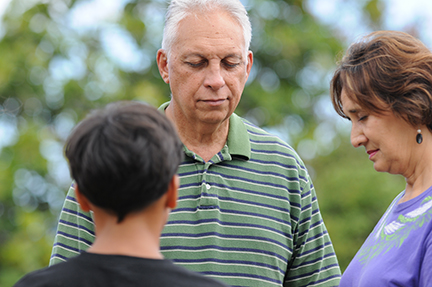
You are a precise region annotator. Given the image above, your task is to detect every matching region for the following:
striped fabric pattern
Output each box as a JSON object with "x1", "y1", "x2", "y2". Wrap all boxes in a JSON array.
[{"x1": 50, "y1": 111, "x2": 341, "y2": 287}]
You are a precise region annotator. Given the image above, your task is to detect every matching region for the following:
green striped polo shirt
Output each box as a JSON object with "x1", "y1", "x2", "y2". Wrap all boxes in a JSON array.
[{"x1": 50, "y1": 105, "x2": 341, "y2": 287}]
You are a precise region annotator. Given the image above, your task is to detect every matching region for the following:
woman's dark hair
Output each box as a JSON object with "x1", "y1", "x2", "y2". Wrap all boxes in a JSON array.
[
  {"x1": 330, "y1": 30, "x2": 432, "y2": 132},
  {"x1": 65, "y1": 101, "x2": 183, "y2": 223}
]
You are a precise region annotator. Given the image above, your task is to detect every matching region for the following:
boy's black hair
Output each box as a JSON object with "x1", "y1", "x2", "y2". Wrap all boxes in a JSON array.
[{"x1": 65, "y1": 101, "x2": 183, "y2": 223}]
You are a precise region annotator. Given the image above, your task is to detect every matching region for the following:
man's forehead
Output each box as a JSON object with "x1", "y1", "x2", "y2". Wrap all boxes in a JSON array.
[{"x1": 171, "y1": 35, "x2": 246, "y2": 59}]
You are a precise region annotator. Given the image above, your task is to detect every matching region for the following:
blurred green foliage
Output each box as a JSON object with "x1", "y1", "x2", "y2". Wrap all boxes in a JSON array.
[{"x1": 0, "y1": 0, "x2": 405, "y2": 285}]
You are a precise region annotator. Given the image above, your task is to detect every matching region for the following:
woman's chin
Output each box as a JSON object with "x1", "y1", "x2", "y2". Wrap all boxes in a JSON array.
[{"x1": 372, "y1": 163, "x2": 387, "y2": 173}]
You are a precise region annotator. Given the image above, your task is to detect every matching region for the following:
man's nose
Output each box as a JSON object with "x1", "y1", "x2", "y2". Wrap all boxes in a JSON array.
[{"x1": 204, "y1": 63, "x2": 225, "y2": 90}]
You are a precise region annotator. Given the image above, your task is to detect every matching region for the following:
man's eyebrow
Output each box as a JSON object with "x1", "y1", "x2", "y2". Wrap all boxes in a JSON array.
[
  {"x1": 182, "y1": 53, "x2": 243, "y2": 59},
  {"x1": 183, "y1": 53, "x2": 205, "y2": 59},
  {"x1": 224, "y1": 54, "x2": 242, "y2": 58}
]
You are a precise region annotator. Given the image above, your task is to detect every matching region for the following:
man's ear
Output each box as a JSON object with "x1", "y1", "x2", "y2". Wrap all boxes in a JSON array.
[
  {"x1": 156, "y1": 49, "x2": 170, "y2": 84},
  {"x1": 245, "y1": 51, "x2": 254, "y2": 79},
  {"x1": 74, "y1": 185, "x2": 92, "y2": 212},
  {"x1": 166, "y1": 175, "x2": 179, "y2": 209}
]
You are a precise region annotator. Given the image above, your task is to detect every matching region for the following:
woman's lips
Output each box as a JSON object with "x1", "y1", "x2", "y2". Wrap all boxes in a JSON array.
[{"x1": 367, "y1": 149, "x2": 379, "y2": 159}]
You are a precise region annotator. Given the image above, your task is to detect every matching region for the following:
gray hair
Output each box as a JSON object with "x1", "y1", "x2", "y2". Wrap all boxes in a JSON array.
[{"x1": 161, "y1": 0, "x2": 252, "y2": 57}]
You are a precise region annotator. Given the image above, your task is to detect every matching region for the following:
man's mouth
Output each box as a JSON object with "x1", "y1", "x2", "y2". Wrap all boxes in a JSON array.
[{"x1": 200, "y1": 98, "x2": 227, "y2": 106}]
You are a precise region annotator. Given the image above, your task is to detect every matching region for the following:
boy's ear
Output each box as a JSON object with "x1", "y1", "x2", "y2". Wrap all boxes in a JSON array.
[
  {"x1": 166, "y1": 175, "x2": 179, "y2": 209},
  {"x1": 74, "y1": 185, "x2": 92, "y2": 212}
]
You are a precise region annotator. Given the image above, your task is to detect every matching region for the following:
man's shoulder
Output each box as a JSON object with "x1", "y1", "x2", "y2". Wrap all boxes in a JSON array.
[{"x1": 237, "y1": 115, "x2": 299, "y2": 155}]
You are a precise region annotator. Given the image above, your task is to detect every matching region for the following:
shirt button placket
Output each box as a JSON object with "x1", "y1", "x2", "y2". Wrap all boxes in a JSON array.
[
  {"x1": 202, "y1": 164, "x2": 210, "y2": 192},
  {"x1": 198, "y1": 162, "x2": 216, "y2": 207}
]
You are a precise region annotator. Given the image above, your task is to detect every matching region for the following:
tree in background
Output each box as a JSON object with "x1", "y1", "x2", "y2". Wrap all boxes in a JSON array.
[{"x1": 0, "y1": 0, "x2": 406, "y2": 285}]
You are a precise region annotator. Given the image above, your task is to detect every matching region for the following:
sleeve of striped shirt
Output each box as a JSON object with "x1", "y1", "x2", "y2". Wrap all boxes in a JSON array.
[
  {"x1": 284, "y1": 171, "x2": 341, "y2": 286},
  {"x1": 49, "y1": 183, "x2": 95, "y2": 266}
]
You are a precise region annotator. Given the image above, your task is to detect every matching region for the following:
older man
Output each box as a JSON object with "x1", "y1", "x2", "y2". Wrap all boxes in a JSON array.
[{"x1": 50, "y1": 0, "x2": 341, "y2": 286}]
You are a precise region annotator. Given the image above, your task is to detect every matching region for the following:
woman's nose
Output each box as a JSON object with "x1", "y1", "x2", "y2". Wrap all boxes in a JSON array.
[{"x1": 350, "y1": 124, "x2": 367, "y2": 148}]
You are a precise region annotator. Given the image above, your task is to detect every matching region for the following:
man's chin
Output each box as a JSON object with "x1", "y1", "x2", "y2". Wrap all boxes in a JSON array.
[{"x1": 198, "y1": 111, "x2": 231, "y2": 125}]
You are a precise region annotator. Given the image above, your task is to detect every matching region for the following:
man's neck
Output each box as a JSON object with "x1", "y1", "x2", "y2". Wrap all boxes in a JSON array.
[{"x1": 165, "y1": 104, "x2": 229, "y2": 162}]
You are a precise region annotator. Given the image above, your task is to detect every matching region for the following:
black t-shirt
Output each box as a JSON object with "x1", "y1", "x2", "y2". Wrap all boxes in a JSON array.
[{"x1": 14, "y1": 252, "x2": 229, "y2": 287}]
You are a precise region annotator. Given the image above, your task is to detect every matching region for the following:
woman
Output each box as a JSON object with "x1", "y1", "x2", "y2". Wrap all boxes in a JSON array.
[{"x1": 331, "y1": 30, "x2": 432, "y2": 286}]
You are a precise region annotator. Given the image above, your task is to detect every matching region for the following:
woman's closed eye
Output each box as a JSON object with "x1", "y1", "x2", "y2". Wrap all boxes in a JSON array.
[{"x1": 358, "y1": 115, "x2": 368, "y2": 122}]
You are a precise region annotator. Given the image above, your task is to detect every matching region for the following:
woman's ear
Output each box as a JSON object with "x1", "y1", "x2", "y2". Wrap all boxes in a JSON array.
[
  {"x1": 74, "y1": 185, "x2": 92, "y2": 212},
  {"x1": 166, "y1": 175, "x2": 179, "y2": 209}
]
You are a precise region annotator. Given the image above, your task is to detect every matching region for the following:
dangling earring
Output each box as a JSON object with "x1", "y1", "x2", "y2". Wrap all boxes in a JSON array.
[{"x1": 416, "y1": 129, "x2": 423, "y2": 144}]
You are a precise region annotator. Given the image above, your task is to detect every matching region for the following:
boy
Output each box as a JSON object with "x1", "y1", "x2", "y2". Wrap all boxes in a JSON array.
[{"x1": 14, "y1": 102, "x2": 228, "y2": 287}]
